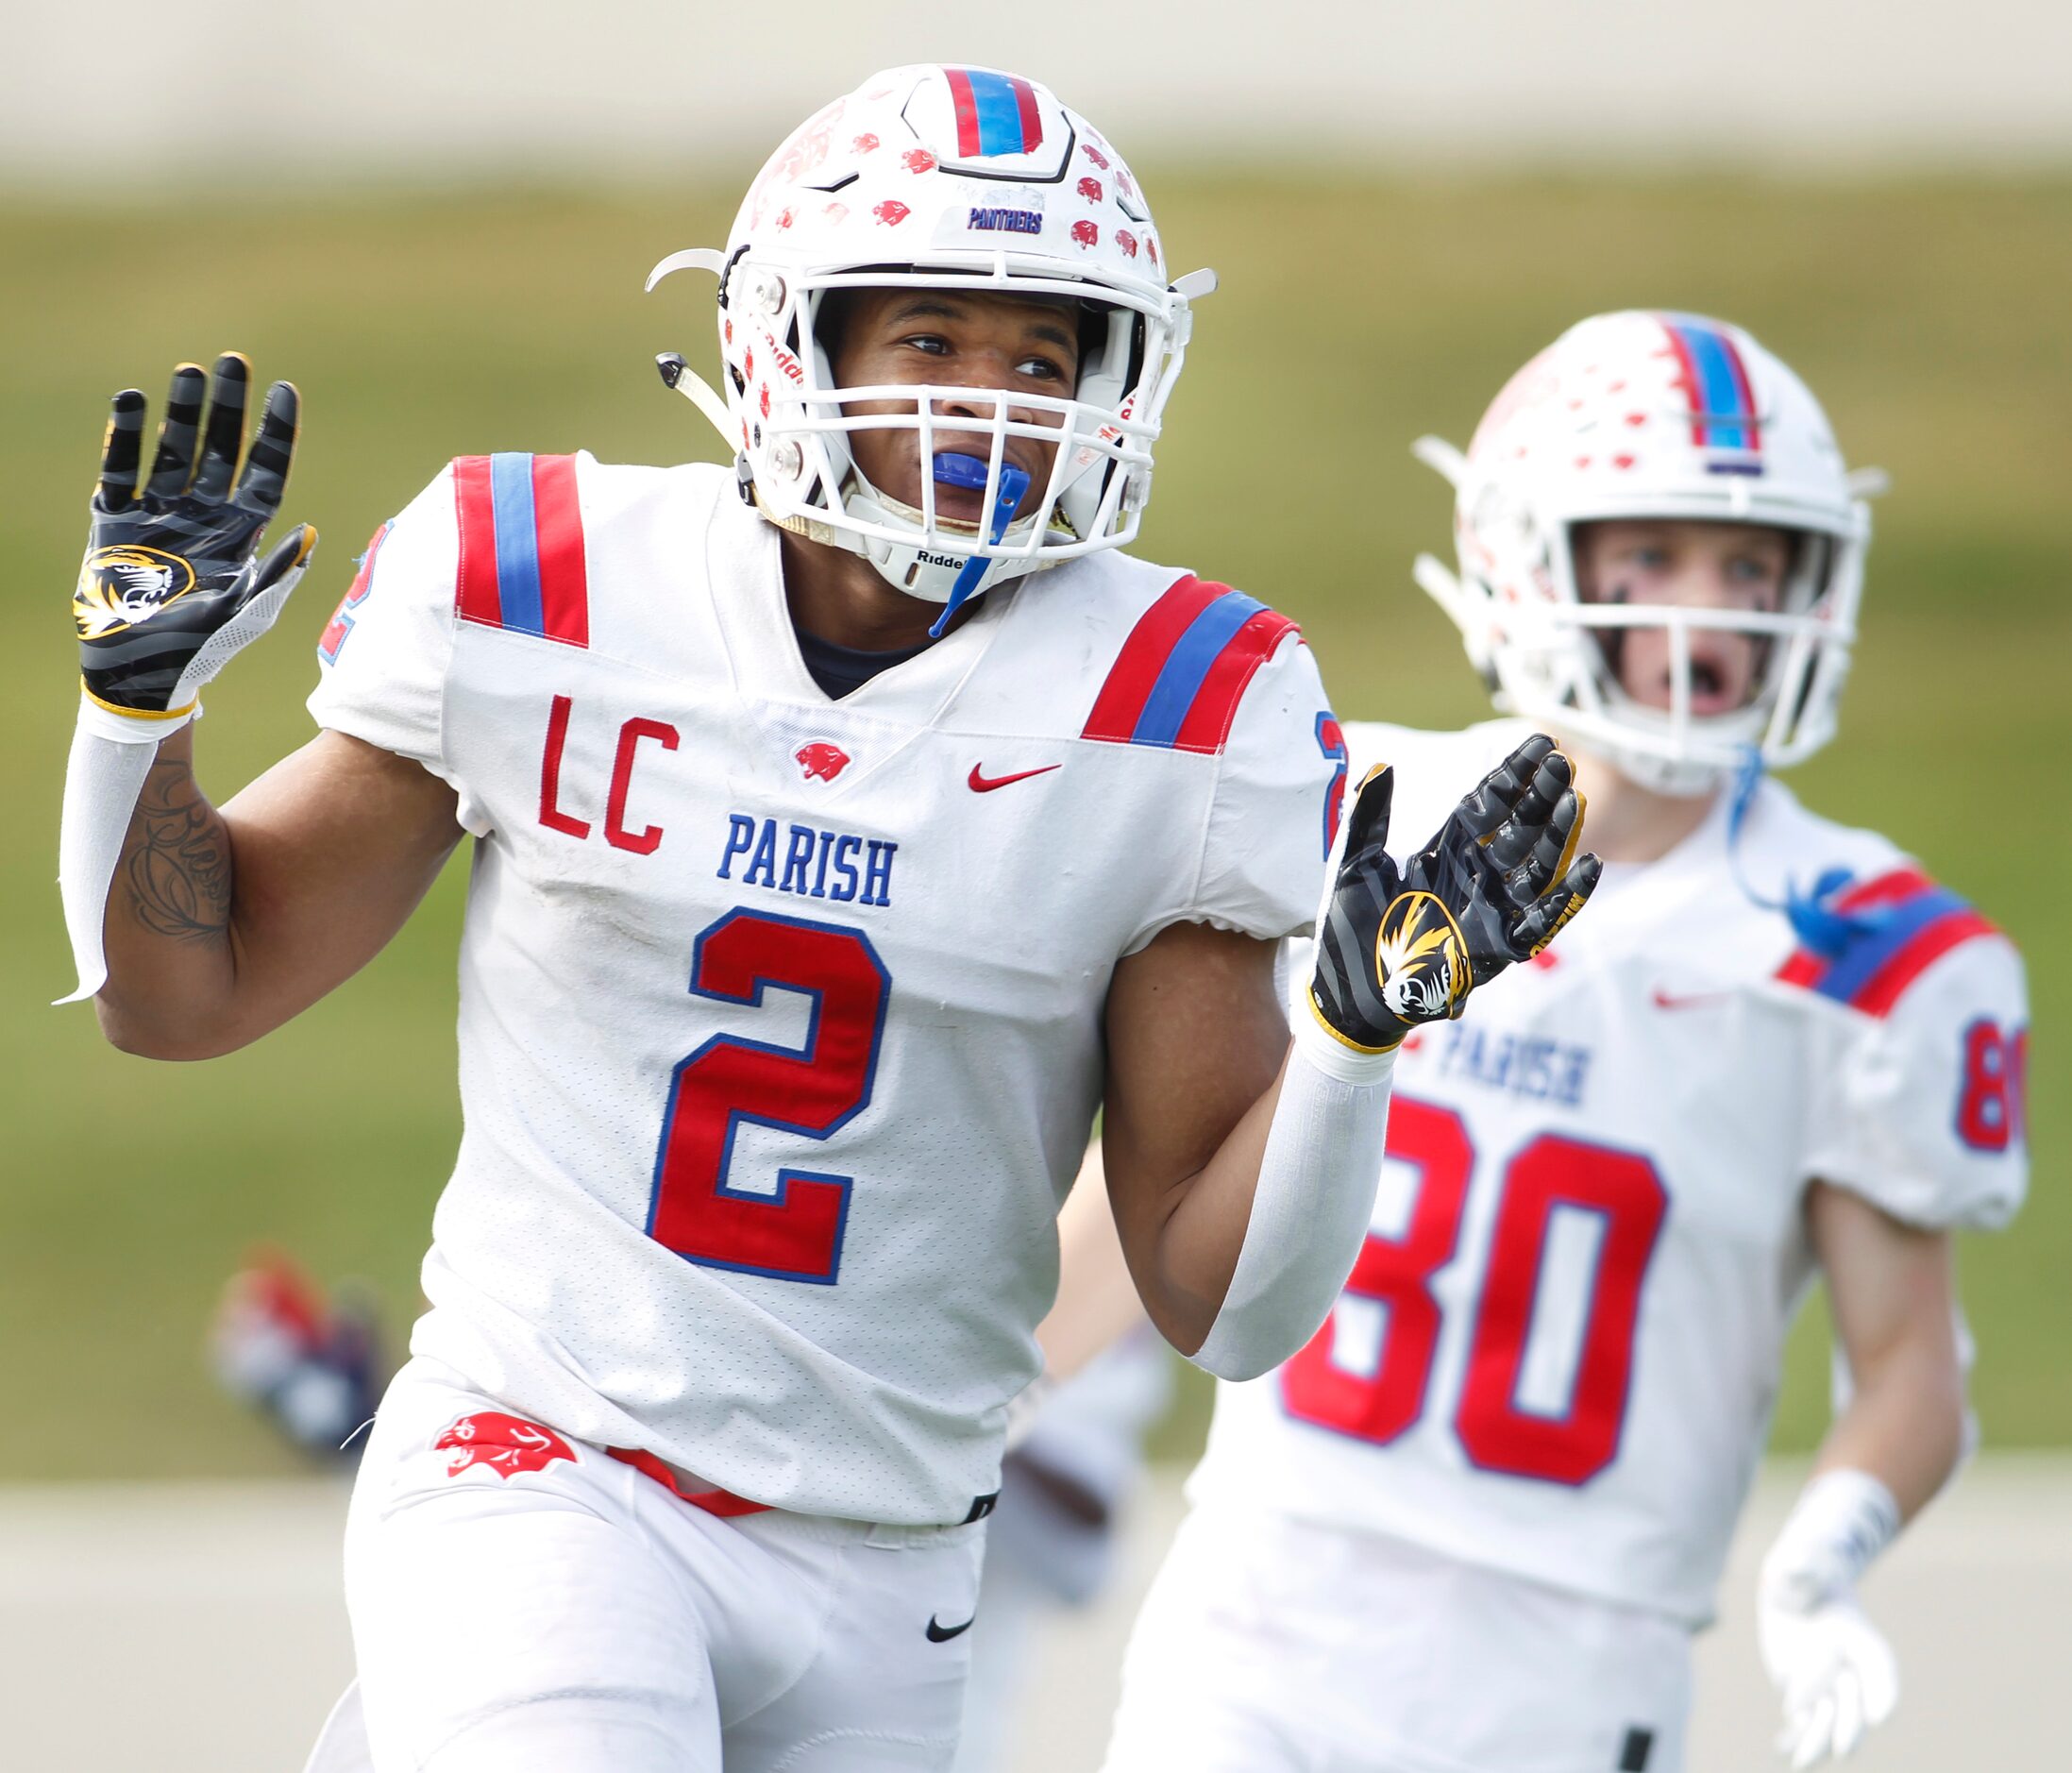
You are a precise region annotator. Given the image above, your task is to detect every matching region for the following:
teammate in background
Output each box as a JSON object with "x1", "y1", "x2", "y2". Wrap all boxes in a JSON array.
[
  {"x1": 212, "y1": 1251, "x2": 385, "y2": 1461},
  {"x1": 1102, "y1": 312, "x2": 2029, "y2": 1773},
  {"x1": 56, "y1": 66, "x2": 1593, "y2": 1773}
]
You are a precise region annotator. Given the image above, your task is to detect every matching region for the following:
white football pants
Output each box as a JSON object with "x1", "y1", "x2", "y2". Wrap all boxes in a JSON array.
[
  {"x1": 1102, "y1": 1503, "x2": 1693, "y2": 1773},
  {"x1": 304, "y1": 1357, "x2": 985, "y2": 1773}
]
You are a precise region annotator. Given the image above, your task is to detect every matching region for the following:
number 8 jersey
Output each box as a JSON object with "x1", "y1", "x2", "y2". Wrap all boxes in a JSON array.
[
  {"x1": 1197, "y1": 718, "x2": 2028, "y2": 1625},
  {"x1": 309, "y1": 454, "x2": 1335, "y2": 1527}
]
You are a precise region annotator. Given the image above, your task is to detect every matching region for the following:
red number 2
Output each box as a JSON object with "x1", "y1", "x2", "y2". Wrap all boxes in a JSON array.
[
  {"x1": 647, "y1": 911, "x2": 889, "y2": 1284},
  {"x1": 1281, "y1": 1099, "x2": 1667, "y2": 1487}
]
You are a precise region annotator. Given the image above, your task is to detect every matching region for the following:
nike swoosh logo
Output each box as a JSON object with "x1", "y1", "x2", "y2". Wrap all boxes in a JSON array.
[
  {"x1": 968, "y1": 763, "x2": 1061, "y2": 793},
  {"x1": 925, "y1": 1613, "x2": 975, "y2": 1643},
  {"x1": 1651, "y1": 988, "x2": 1729, "y2": 1011}
]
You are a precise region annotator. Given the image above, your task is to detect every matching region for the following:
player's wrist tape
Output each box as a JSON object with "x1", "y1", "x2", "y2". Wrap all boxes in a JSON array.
[
  {"x1": 1189, "y1": 1039, "x2": 1395, "y2": 1382},
  {"x1": 56, "y1": 689, "x2": 191, "y2": 1005},
  {"x1": 1760, "y1": 1467, "x2": 1902, "y2": 1612}
]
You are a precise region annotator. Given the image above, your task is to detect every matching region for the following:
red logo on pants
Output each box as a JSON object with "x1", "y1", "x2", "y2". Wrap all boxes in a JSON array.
[{"x1": 435, "y1": 1411, "x2": 576, "y2": 1478}]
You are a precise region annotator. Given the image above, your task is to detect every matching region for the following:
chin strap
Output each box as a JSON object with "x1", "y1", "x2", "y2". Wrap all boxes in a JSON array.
[
  {"x1": 929, "y1": 455, "x2": 1031, "y2": 640},
  {"x1": 1726, "y1": 747, "x2": 1874, "y2": 959}
]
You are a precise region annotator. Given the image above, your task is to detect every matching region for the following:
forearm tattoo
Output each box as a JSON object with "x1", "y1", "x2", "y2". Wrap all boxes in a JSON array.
[{"x1": 125, "y1": 756, "x2": 232, "y2": 940}]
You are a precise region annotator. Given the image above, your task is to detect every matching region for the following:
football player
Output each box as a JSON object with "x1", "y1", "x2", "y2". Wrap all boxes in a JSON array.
[
  {"x1": 1101, "y1": 313, "x2": 2029, "y2": 1772},
  {"x1": 55, "y1": 67, "x2": 1594, "y2": 1773}
]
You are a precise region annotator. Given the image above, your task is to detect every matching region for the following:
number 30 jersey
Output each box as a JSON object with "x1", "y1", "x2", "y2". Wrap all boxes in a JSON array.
[
  {"x1": 1196, "y1": 718, "x2": 2028, "y2": 1625},
  {"x1": 309, "y1": 453, "x2": 1336, "y2": 1526}
]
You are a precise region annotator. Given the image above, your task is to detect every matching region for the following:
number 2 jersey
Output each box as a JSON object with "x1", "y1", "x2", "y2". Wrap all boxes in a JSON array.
[
  {"x1": 1195, "y1": 718, "x2": 2028, "y2": 1626},
  {"x1": 309, "y1": 453, "x2": 1336, "y2": 1526}
]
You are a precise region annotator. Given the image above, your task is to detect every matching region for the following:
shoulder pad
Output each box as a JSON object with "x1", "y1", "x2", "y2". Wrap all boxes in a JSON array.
[
  {"x1": 1776, "y1": 866, "x2": 2000, "y2": 1018},
  {"x1": 451, "y1": 453, "x2": 591, "y2": 649},
  {"x1": 1080, "y1": 574, "x2": 1299, "y2": 755}
]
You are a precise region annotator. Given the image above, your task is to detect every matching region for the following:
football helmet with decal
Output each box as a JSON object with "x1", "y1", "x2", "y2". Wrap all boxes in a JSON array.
[
  {"x1": 1413, "y1": 312, "x2": 1882, "y2": 795},
  {"x1": 647, "y1": 65, "x2": 1210, "y2": 631}
]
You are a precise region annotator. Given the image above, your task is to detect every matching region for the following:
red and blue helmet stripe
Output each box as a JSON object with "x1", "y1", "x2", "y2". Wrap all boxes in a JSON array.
[
  {"x1": 945, "y1": 68, "x2": 1044, "y2": 159},
  {"x1": 1658, "y1": 313, "x2": 1763, "y2": 470}
]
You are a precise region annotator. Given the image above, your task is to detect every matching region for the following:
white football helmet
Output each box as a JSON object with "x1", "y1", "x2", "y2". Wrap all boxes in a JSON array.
[
  {"x1": 1414, "y1": 312, "x2": 1882, "y2": 795},
  {"x1": 648, "y1": 65, "x2": 1213, "y2": 633}
]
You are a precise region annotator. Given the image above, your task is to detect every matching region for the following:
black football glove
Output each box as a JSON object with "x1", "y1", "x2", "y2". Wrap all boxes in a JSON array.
[
  {"x1": 1309, "y1": 734, "x2": 1601, "y2": 1054},
  {"x1": 75, "y1": 352, "x2": 316, "y2": 720}
]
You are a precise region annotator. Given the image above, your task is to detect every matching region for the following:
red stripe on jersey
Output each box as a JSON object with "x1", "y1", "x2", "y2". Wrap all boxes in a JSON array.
[
  {"x1": 452, "y1": 455, "x2": 502, "y2": 628},
  {"x1": 1836, "y1": 867, "x2": 1933, "y2": 911},
  {"x1": 606, "y1": 1446, "x2": 771, "y2": 1518},
  {"x1": 1081, "y1": 574, "x2": 1226, "y2": 743},
  {"x1": 1171, "y1": 607, "x2": 1302, "y2": 754},
  {"x1": 1850, "y1": 910, "x2": 1999, "y2": 1019},
  {"x1": 531, "y1": 454, "x2": 591, "y2": 649}
]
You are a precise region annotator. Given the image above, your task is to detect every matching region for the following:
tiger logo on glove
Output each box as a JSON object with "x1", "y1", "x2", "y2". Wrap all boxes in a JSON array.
[
  {"x1": 75, "y1": 546, "x2": 198, "y2": 639},
  {"x1": 1374, "y1": 889, "x2": 1472, "y2": 1023}
]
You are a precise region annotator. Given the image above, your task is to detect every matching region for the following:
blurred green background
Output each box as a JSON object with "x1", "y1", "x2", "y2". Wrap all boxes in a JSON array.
[{"x1": 3, "y1": 175, "x2": 2064, "y2": 1478}]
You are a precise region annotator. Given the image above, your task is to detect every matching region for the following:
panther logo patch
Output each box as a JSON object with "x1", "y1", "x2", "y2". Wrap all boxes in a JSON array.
[
  {"x1": 76, "y1": 546, "x2": 196, "y2": 639},
  {"x1": 434, "y1": 1410, "x2": 577, "y2": 1480},
  {"x1": 1373, "y1": 889, "x2": 1472, "y2": 1023}
]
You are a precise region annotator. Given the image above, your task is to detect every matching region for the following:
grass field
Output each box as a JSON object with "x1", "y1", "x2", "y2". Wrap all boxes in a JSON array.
[{"x1": 3, "y1": 175, "x2": 2066, "y2": 1478}]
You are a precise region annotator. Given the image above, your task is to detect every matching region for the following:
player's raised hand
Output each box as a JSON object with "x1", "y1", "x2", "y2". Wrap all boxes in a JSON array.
[
  {"x1": 75, "y1": 352, "x2": 316, "y2": 726},
  {"x1": 1308, "y1": 733, "x2": 1600, "y2": 1055}
]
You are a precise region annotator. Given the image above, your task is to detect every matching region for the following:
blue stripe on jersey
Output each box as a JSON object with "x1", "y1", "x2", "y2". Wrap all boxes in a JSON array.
[
  {"x1": 1132, "y1": 590, "x2": 1269, "y2": 747},
  {"x1": 1673, "y1": 320, "x2": 1751, "y2": 450},
  {"x1": 967, "y1": 70, "x2": 1029, "y2": 155},
  {"x1": 489, "y1": 452, "x2": 546, "y2": 638},
  {"x1": 1812, "y1": 886, "x2": 1969, "y2": 1005}
]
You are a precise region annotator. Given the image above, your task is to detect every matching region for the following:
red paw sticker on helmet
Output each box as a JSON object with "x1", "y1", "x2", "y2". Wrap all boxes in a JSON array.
[
  {"x1": 1070, "y1": 220, "x2": 1099, "y2": 249},
  {"x1": 795, "y1": 742, "x2": 851, "y2": 782},
  {"x1": 852, "y1": 133, "x2": 880, "y2": 153},
  {"x1": 873, "y1": 200, "x2": 910, "y2": 227},
  {"x1": 1083, "y1": 144, "x2": 1110, "y2": 170},
  {"x1": 435, "y1": 1412, "x2": 576, "y2": 1479},
  {"x1": 1077, "y1": 176, "x2": 1103, "y2": 203},
  {"x1": 902, "y1": 150, "x2": 935, "y2": 174},
  {"x1": 1115, "y1": 229, "x2": 1138, "y2": 259}
]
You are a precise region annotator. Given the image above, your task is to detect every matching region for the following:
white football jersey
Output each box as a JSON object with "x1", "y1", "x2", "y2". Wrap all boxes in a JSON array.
[
  {"x1": 1196, "y1": 718, "x2": 2028, "y2": 1625},
  {"x1": 310, "y1": 452, "x2": 1336, "y2": 1526}
]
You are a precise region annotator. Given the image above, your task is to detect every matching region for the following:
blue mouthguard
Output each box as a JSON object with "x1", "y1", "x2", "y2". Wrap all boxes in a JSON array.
[{"x1": 929, "y1": 453, "x2": 1032, "y2": 640}]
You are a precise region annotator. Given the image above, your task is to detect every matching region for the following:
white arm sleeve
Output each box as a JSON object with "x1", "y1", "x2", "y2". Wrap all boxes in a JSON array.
[{"x1": 1190, "y1": 1013, "x2": 1396, "y2": 1382}]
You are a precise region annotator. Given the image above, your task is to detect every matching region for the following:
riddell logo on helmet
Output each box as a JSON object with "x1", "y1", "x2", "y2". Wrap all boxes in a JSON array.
[{"x1": 434, "y1": 1411, "x2": 576, "y2": 1479}]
